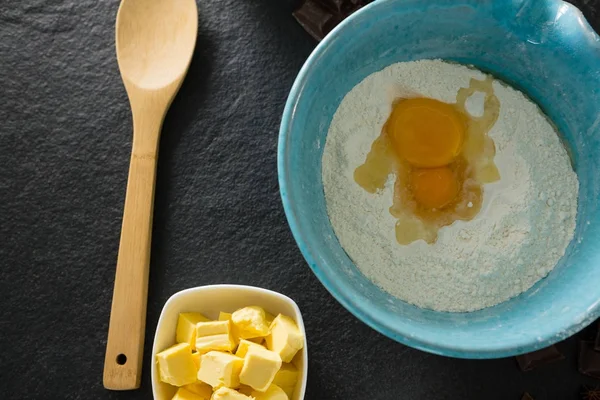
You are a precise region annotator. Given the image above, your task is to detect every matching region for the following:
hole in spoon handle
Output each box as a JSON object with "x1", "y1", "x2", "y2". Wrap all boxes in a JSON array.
[{"x1": 116, "y1": 354, "x2": 128, "y2": 365}]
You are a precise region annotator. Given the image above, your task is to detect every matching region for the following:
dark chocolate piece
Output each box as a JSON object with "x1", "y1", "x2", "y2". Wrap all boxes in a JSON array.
[
  {"x1": 581, "y1": 385, "x2": 600, "y2": 400},
  {"x1": 522, "y1": 392, "x2": 534, "y2": 400},
  {"x1": 595, "y1": 320, "x2": 600, "y2": 351},
  {"x1": 293, "y1": 0, "x2": 340, "y2": 41},
  {"x1": 580, "y1": 341, "x2": 600, "y2": 379},
  {"x1": 515, "y1": 345, "x2": 565, "y2": 371},
  {"x1": 293, "y1": 0, "x2": 368, "y2": 41}
]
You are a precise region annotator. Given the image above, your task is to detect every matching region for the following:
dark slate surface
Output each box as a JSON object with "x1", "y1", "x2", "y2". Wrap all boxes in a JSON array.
[{"x1": 1, "y1": 0, "x2": 600, "y2": 399}]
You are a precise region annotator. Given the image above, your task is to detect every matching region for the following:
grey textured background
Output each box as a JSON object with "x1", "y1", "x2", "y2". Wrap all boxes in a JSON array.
[{"x1": 1, "y1": 0, "x2": 600, "y2": 399}]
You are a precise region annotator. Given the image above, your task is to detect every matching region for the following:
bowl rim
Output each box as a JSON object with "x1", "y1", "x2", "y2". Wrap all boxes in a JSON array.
[
  {"x1": 277, "y1": 0, "x2": 600, "y2": 358},
  {"x1": 150, "y1": 284, "x2": 308, "y2": 399}
]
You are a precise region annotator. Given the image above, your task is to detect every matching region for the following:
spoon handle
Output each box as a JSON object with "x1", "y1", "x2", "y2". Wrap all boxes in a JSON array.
[{"x1": 104, "y1": 132, "x2": 159, "y2": 390}]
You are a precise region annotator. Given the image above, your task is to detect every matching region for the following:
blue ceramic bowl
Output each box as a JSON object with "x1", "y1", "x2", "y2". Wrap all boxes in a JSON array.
[{"x1": 278, "y1": 0, "x2": 600, "y2": 358}]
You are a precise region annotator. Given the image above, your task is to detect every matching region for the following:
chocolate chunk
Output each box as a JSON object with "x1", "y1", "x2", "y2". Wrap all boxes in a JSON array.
[
  {"x1": 581, "y1": 385, "x2": 600, "y2": 400},
  {"x1": 579, "y1": 341, "x2": 600, "y2": 379},
  {"x1": 595, "y1": 320, "x2": 600, "y2": 351},
  {"x1": 293, "y1": 0, "x2": 340, "y2": 41},
  {"x1": 293, "y1": 0, "x2": 368, "y2": 41},
  {"x1": 515, "y1": 345, "x2": 565, "y2": 371},
  {"x1": 522, "y1": 392, "x2": 534, "y2": 400}
]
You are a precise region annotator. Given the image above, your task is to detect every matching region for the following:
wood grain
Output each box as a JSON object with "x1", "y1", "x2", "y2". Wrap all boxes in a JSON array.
[{"x1": 103, "y1": 0, "x2": 198, "y2": 390}]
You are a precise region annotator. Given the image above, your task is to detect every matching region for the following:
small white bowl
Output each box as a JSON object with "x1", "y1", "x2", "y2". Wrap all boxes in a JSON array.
[{"x1": 151, "y1": 285, "x2": 308, "y2": 400}]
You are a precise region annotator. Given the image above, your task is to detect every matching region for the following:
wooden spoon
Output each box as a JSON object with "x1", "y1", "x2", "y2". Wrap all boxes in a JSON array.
[{"x1": 104, "y1": 0, "x2": 197, "y2": 390}]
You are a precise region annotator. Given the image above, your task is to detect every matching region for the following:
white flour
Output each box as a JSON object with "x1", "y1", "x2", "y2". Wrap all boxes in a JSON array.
[{"x1": 322, "y1": 60, "x2": 578, "y2": 312}]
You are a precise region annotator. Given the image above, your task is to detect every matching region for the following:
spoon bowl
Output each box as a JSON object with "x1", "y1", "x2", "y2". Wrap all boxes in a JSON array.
[
  {"x1": 116, "y1": 0, "x2": 198, "y2": 90},
  {"x1": 104, "y1": 0, "x2": 197, "y2": 390}
]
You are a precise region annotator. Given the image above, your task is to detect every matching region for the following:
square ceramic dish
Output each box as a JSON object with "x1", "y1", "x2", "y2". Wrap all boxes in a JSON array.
[{"x1": 151, "y1": 285, "x2": 308, "y2": 400}]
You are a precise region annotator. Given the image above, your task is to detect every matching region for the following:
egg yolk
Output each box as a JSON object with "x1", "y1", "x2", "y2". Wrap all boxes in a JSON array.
[
  {"x1": 354, "y1": 76, "x2": 500, "y2": 244},
  {"x1": 388, "y1": 98, "x2": 466, "y2": 168},
  {"x1": 411, "y1": 167, "x2": 458, "y2": 209}
]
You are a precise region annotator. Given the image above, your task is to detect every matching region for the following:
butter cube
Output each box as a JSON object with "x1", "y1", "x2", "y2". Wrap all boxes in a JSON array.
[
  {"x1": 272, "y1": 363, "x2": 298, "y2": 388},
  {"x1": 236, "y1": 339, "x2": 266, "y2": 358},
  {"x1": 232, "y1": 306, "x2": 269, "y2": 339},
  {"x1": 198, "y1": 351, "x2": 244, "y2": 388},
  {"x1": 219, "y1": 312, "x2": 232, "y2": 321},
  {"x1": 183, "y1": 382, "x2": 212, "y2": 399},
  {"x1": 218, "y1": 312, "x2": 241, "y2": 346},
  {"x1": 211, "y1": 387, "x2": 254, "y2": 400},
  {"x1": 265, "y1": 315, "x2": 304, "y2": 363},
  {"x1": 191, "y1": 352, "x2": 201, "y2": 370},
  {"x1": 196, "y1": 321, "x2": 235, "y2": 353},
  {"x1": 177, "y1": 313, "x2": 210, "y2": 349},
  {"x1": 251, "y1": 384, "x2": 288, "y2": 400},
  {"x1": 239, "y1": 346, "x2": 282, "y2": 392},
  {"x1": 156, "y1": 343, "x2": 198, "y2": 387},
  {"x1": 172, "y1": 387, "x2": 208, "y2": 400}
]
